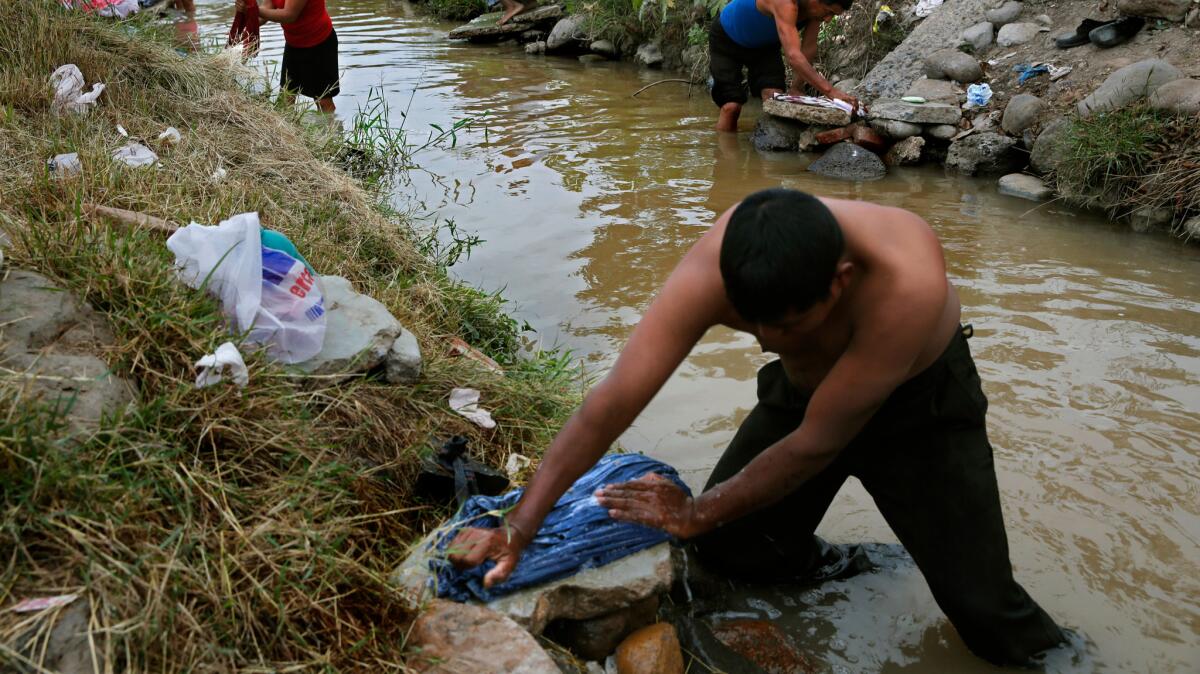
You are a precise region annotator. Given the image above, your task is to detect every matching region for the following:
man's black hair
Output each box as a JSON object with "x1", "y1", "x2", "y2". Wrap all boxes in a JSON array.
[{"x1": 719, "y1": 188, "x2": 845, "y2": 324}]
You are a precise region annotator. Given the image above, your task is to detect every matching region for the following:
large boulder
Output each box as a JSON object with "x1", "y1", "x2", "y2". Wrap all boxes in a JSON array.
[
  {"x1": 589, "y1": 39, "x2": 617, "y2": 58},
  {"x1": 808, "y1": 142, "x2": 887, "y2": 181},
  {"x1": 545, "y1": 13, "x2": 589, "y2": 50},
  {"x1": 962, "y1": 21, "x2": 994, "y2": 51},
  {"x1": 869, "y1": 98, "x2": 962, "y2": 125},
  {"x1": 996, "y1": 22, "x2": 1047, "y2": 47},
  {"x1": 1117, "y1": 0, "x2": 1189, "y2": 21},
  {"x1": 409, "y1": 600, "x2": 561, "y2": 673},
  {"x1": 945, "y1": 132, "x2": 1022, "y2": 175},
  {"x1": 1029, "y1": 118, "x2": 1072, "y2": 174},
  {"x1": 544, "y1": 595, "x2": 658, "y2": 661},
  {"x1": 751, "y1": 114, "x2": 807, "y2": 152},
  {"x1": 635, "y1": 41, "x2": 664, "y2": 68},
  {"x1": 885, "y1": 136, "x2": 925, "y2": 165},
  {"x1": 926, "y1": 123, "x2": 960, "y2": 140},
  {"x1": 905, "y1": 78, "x2": 965, "y2": 106},
  {"x1": 998, "y1": 173, "x2": 1053, "y2": 201},
  {"x1": 615, "y1": 624, "x2": 685, "y2": 674},
  {"x1": 923, "y1": 49, "x2": 983, "y2": 83},
  {"x1": 858, "y1": 0, "x2": 994, "y2": 98},
  {"x1": 1078, "y1": 59, "x2": 1185, "y2": 117},
  {"x1": 1001, "y1": 93, "x2": 1045, "y2": 134},
  {"x1": 299, "y1": 275, "x2": 399, "y2": 375},
  {"x1": 985, "y1": 1, "x2": 1024, "y2": 26},
  {"x1": 870, "y1": 118, "x2": 923, "y2": 139},
  {"x1": 762, "y1": 97, "x2": 851, "y2": 126},
  {"x1": 448, "y1": 5, "x2": 564, "y2": 40},
  {"x1": 1148, "y1": 78, "x2": 1200, "y2": 115}
]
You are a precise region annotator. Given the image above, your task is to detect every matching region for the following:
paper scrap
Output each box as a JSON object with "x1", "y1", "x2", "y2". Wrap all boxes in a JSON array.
[
  {"x1": 195, "y1": 341, "x2": 249, "y2": 388},
  {"x1": 449, "y1": 387, "x2": 496, "y2": 429},
  {"x1": 12, "y1": 594, "x2": 79, "y2": 613}
]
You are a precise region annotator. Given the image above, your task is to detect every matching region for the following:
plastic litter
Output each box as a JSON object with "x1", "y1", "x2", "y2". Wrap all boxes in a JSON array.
[
  {"x1": 446, "y1": 336, "x2": 503, "y2": 373},
  {"x1": 67, "y1": 0, "x2": 141, "y2": 18},
  {"x1": 49, "y1": 65, "x2": 105, "y2": 116},
  {"x1": 195, "y1": 341, "x2": 249, "y2": 388},
  {"x1": 901, "y1": 96, "x2": 927, "y2": 104},
  {"x1": 1013, "y1": 63, "x2": 1050, "y2": 85},
  {"x1": 430, "y1": 453, "x2": 691, "y2": 602},
  {"x1": 210, "y1": 166, "x2": 228, "y2": 183},
  {"x1": 12, "y1": 594, "x2": 78, "y2": 613},
  {"x1": 112, "y1": 141, "x2": 159, "y2": 167},
  {"x1": 156, "y1": 127, "x2": 182, "y2": 145},
  {"x1": 1048, "y1": 64, "x2": 1073, "y2": 81},
  {"x1": 449, "y1": 387, "x2": 497, "y2": 429},
  {"x1": 966, "y1": 83, "x2": 993, "y2": 107},
  {"x1": 505, "y1": 453, "x2": 532, "y2": 479},
  {"x1": 166, "y1": 212, "x2": 327, "y2": 363},
  {"x1": 913, "y1": 0, "x2": 943, "y2": 18},
  {"x1": 47, "y1": 153, "x2": 82, "y2": 178},
  {"x1": 873, "y1": 5, "x2": 894, "y2": 32}
]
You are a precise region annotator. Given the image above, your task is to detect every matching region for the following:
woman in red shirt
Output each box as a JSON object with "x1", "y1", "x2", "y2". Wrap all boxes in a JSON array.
[{"x1": 236, "y1": 0, "x2": 339, "y2": 113}]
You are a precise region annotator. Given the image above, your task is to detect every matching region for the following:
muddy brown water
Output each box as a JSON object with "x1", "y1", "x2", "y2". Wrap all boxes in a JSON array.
[{"x1": 191, "y1": 1, "x2": 1200, "y2": 670}]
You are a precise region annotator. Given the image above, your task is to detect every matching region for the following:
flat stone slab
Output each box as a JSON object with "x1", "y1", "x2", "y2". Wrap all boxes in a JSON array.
[
  {"x1": 392, "y1": 537, "x2": 674, "y2": 635},
  {"x1": 448, "y1": 5, "x2": 563, "y2": 40},
  {"x1": 762, "y1": 98, "x2": 851, "y2": 127},
  {"x1": 868, "y1": 99, "x2": 961, "y2": 125}
]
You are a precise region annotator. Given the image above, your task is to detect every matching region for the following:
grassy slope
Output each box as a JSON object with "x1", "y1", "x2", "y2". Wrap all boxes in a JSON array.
[{"x1": 0, "y1": 1, "x2": 578, "y2": 670}]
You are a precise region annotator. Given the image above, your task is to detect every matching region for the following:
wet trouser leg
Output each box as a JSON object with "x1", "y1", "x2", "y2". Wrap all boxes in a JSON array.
[{"x1": 692, "y1": 359, "x2": 850, "y2": 581}]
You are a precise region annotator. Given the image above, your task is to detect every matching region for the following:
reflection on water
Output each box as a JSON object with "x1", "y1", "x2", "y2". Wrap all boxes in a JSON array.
[{"x1": 192, "y1": 1, "x2": 1200, "y2": 670}]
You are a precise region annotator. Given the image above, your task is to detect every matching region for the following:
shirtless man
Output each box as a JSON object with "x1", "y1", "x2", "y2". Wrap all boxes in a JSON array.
[
  {"x1": 710, "y1": 0, "x2": 859, "y2": 131},
  {"x1": 449, "y1": 189, "x2": 1068, "y2": 666}
]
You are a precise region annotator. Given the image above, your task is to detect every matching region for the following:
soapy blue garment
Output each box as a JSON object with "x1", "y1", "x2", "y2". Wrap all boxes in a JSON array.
[
  {"x1": 1013, "y1": 63, "x2": 1050, "y2": 86},
  {"x1": 430, "y1": 453, "x2": 691, "y2": 602}
]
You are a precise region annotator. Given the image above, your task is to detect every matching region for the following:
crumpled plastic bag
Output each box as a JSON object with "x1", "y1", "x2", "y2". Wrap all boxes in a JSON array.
[
  {"x1": 47, "y1": 153, "x2": 82, "y2": 178},
  {"x1": 449, "y1": 387, "x2": 496, "y2": 429},
  {"x1": 166, "y1": 212, "x2": 326, "y2": 363},
  {"x1": 195, "y1": 341, "x2": 249, "y2": 388},
  {"x1": 156, "y1": 127, "x2": 182, "y2": 145},
  {"x1": 49, "y1": 65, "x2": 105, "y2": 116},
  {"x1": 914, "y1": 0, "x2": 943, "y2": 18},
  {"x1": 112, "y1": 141, "x2": 159, "y2": 167},
  {"x1": 966, "y1": 83, "x2": 993, "y2": 107}
]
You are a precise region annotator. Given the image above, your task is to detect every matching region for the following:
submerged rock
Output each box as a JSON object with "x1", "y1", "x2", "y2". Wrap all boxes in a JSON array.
[
  {"x1": 615, "y1": 623, "x2": 685, "y2": 674},
  {"x1": 885, "y1": 136, "x2": 925, "y2": 165},
  {"x1": 545, "y1": 595, "x2": 659, "y2": 661},
  {"x1": 1128, "y1": 206, "x2": 1174, "y2": 232},
  {"x1": 409, "y1": 600, "x2": 561, "y2": 673},
  {"x1": 448, "y1": 5, "x2": 564, "y2": 41},
  {"x1": 945, "y1": 132, "x2": 1021, "y2": 175},
  {"x1": 709, "y1": 619, "x2": 817, "y2": 674},
  {"x1": 998, "y1": 173, "x2": 1053, "y2": 201},
  {"x1": 1078, "y1": 59, "x2": 1185, "y2": 117},
  {"x1": 808, "y1": 142, "x2": 887, "y2": 181},
  {"x1": 752, "y1": 114, "x2": 807, "y2": 152},
  {"x1": 525, "y1": 40, "x2": 547, "y2": 54},
  {"x1": 635, "y1": 41, "x2": 664, "y2": 68}
]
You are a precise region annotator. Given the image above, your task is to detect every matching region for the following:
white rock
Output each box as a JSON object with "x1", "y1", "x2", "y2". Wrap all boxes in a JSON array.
[
  {"x1": 410, "y1": 600, "x2": 561, "y2": 674},
  {"x1": 996, "y1": 22, "x2": 1048, "y2": 47},
  {"x1": 298, "y1": 275, "x2": 399, "y2": 375},
  {"x1": 635, "y1": 41, "x2": 664, "y2": 68},
  {"x1": 385, "y1": 327, "x2": 422, "y2": 384},
  {"x1": 998, "y1": 173, "x2": 1053, "y2": 201}
]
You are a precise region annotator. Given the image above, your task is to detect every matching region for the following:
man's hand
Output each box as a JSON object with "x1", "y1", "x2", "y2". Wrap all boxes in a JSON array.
[
  {"x1": 445, "y1": 521, "x2": 530, "y2": 588},
  {"x1": 596, "y1": 473, "x2": 704, "y2": 539},
  {"x1": 828, "y1": 87, "x2": 861, "y2": 112}
]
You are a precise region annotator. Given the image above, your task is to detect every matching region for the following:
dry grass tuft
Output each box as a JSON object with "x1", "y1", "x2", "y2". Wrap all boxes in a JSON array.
[{"x1": 0, "y1": 1, "x2": 580, "y2": 670}]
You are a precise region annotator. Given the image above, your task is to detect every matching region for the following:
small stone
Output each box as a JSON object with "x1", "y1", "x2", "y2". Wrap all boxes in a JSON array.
[
  {"x1": 1128, "y1": 206, "x2": 1174, "y2": 232},
  {"x1": 869, "y1": 99, "x2": 963, "y2": 125},
  {"x1": 1116, "y1": 0, "x2": 1189, "y2": 22},
  {"x1": 751, "y1": 114, "x2": 807, "y2": 152},
  {"x1": 410, "y1": 600, "x2": 561, "y2": 673},
  {"x1": 945, "y1": 132, "x2": 1021, "y2": 175},
  {"x1": 589, "y1": 39, "x2": 617, "y2": 57},
  {"x1": 614, "y1": 623, "x2": 684, "y2": 674},
  {"x1": 923, "y1": 49, "x2": 983, "y2": 83},
  {"x1": 985, "y1": 1, "x2": 1023, "y2": 26},
  {"x1": 962, "y1": 21, "x2": 994, "y2": 51},
  {"x1": 545, "y1": 13, "x2": 589, "y2": 50},
  {"x1": 1001, "y1": 93, "x2": 1045, "y2": 134},
  {"x1": 869, "y1": 118, "x2": 923, "y2": 139},
  {"x1": 635, "y1": 41, "x2": 664, "y2": 68},
  {"x1": 996, "y1": 22, "x2": 1048, "y2": 47},
  {"x1": 709, "y1": 619, "x2": 817, "y2": 674},
  {"x1": 926, "y1": 124, "x2": 959, "y2": 140},
  {"x1": 298, "y1": 276, "x2": 400, "y2": 375},
  {"x1": 1035, "y1": 13, "x2": 1052, "y2": 25},
  {"x1": 1182, "y1": 215, "x2": 1200, "y2": 239},
  {"x1": 885, "y1": 136, "x2": 925, "y2": 165},
  {"x1": 525, "y1": 40, "x2": 547, "y2": 54},
  {"x1": 578, "y1": 53, "x2": 607, "y2": 64},
  {"x1": 808, "y1": 142, "x2": 888, "y2": 181},
  {"x1": 521, "y1": 29, "x2": 546, "y2": 41},
  {"x1": 586, "y1": 662, "x2": 606, "y2": 674},
  {"x1": 1078, "y1": 58, "x2": 1185, "y2": 117},
  {"x1": 998, "y1": 173, "x2": 1053, "y2": 201},
  {"x1": 1148, "y1": 78, "x2": 1200, "y2": 115},
  {"x1": 762, "y1": 97, "x2": 851, "y2": 126},
  {"x1": 385, "y1": 328, "x2": 422, "y2": 384},
  {"x1": 904, "y1": 78, "x2": 964, "y2": 106}
]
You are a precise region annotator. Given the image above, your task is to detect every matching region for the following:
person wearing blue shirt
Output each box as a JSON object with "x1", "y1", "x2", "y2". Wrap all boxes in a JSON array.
[{"x1": 709, "y1": 0, "x2": 857, "y2": 132}]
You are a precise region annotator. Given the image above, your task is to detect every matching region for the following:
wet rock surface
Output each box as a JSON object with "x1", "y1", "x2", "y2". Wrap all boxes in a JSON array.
[
  {"x1": 614, "y1": 623, "x2": 684, "y2": 674},
  {"x1": 998, "y1": 173, "x2": 1053, "y2": 201},
  {"x1": 808, "y1": 142, "x2": 887, "y2": 181},
  {"x1": 448, "y1": 5, "x2": 564, "y2": 40},
  {"x1": 885, "y1": 136, "x2": 925, "y2": 165},
  {"x1": 409, "y1": 600, "x2": 561, "y2": 673},
  {"x1": 544, "y1": 595, "x2": 659, "y2": 661},
  {"x1": 751, "y1": 114, "x2": 808, "y2": 152},
  {"x1": 635, "y1": 41, "x2": 663, "y2": 68},
  {"x1": 709, "y1": 619, "x2": 817, "y2": 674},
  {"x1": 945, "y1": 132, "x2": 1021, "y2": 176}
]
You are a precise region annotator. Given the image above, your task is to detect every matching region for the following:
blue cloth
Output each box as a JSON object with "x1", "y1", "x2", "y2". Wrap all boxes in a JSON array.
[
  {"x1": 430, "y1": 453, "x2": 691, "y2": 602},
  {"x1": 1013, "y1": 63, "x2": 1050, "y2": 85},
  {"x1": 720, "y1": 0, "x2": 782, "y2": 49}
]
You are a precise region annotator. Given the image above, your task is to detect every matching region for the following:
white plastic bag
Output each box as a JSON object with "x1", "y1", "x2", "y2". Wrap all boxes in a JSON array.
[
  {"x1": 49, "y1": 64, "x2": 105, "y2": 116},
  {"x1": 47, "y1": 152, "x2": 82, "y2": 178},
  {"x1": 449, "y1": 387, "x2": 497, "y2": 429},
  {"x1": 112, "y1": 141, "x2": 159, "y2": 167},
  {"x1": 195, "y1": 341, "x2": 249, "y2": 388},
  {"x1": 167, "y1": 212, "x2": 326, "y2": 363}
]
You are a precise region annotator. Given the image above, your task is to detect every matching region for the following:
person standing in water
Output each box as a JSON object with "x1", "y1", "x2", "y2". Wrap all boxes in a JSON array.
[
  {"x1": 710, "y1": 0, "x2": 858, "y2": 131},
  {"x1": 496, "y1": 0, "x2": 536, "y2": 26},
  {"x1": 447, "y1": 188, "x2": 1069, "y2": 667},
  {"x1": 241, "y1": 0, "x2": 340, "y2": 113}
]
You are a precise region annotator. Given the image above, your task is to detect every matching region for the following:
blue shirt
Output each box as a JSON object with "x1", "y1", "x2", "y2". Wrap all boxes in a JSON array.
[{"x1": 720, "y1": 0, "x2": 785, "y2": 49}]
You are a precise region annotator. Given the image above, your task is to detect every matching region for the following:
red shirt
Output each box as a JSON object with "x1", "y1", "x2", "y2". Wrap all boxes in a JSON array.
[{"x1": 272, "y1": 0, "x2": 332, "y2": 48}]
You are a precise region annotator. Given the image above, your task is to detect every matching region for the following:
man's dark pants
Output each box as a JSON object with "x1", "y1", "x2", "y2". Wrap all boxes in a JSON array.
[
  {"x1": 692, "y1": 328, "x2": 1066, "y2": 666},
  {"x1": 708, "y1": 17, "x2": 786, "y2": 107}
]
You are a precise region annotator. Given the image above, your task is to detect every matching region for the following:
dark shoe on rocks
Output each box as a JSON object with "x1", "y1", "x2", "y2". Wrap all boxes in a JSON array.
[
  {"x1": 1089, "y1": 16, "x2": 1145, "y2": 48},
  {"x1": 1055, "y1": 18, "x2": 1107, "y2": 48}
]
